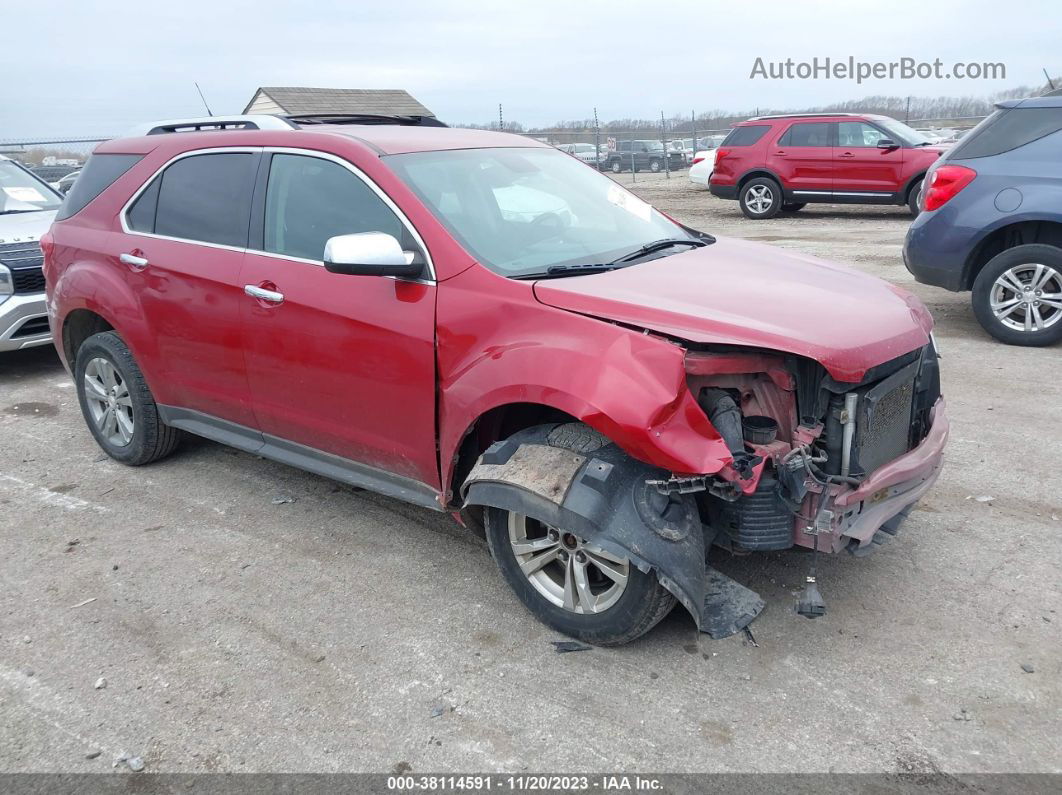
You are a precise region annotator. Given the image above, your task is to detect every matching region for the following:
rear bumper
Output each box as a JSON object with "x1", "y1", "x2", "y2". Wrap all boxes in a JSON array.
[
  {"x1": 0, "y1": 292, "x2": 52, "y2": 352},
  {"x1": 709, "y1": 182, "x2": 737, "y2": 200},
  {"x1": 903, "y1": 213, "x2": 971, "y2": 291},
  {"x1": 805, "y1": 397, "x2": 949, "y2": 552}
]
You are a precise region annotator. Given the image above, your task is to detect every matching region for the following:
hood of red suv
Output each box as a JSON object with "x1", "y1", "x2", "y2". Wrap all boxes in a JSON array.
[{"x1": 532, "y1": 236, "x2": 932, "y2": 383}]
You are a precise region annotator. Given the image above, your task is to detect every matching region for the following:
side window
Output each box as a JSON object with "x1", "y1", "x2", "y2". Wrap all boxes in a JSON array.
[
  {"x1": 127, "y1": 176, "x2": 161, "y2": 233},
  {"x1": 838, "y1": 122, "x2": 887, "y2": 148},
  {"x1": 779, "y1": 123, "x2": 831, "y2": 147},
  {"x1": 153, "y1": 153, "x2": 256, "y2": 247},
  {"x1": 262, "y1": 154, "x2": 406, "y2": 262}
]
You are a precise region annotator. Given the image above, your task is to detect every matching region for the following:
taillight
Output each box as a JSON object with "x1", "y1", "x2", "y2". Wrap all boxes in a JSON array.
[
  {"x1": 715, "y1": 148, "x2": 730, "y2": 161},
  {"x1": 692, "y1": 156, "x2": 705, "y2": 165},
  {"x1": 922, "y1": 165, "x2": 977, "y2": 212}
]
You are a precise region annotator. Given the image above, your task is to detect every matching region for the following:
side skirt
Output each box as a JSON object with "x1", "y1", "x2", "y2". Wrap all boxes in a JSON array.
[{"x1": 157, "y1": 405, "x2": 444, "y2": 512}]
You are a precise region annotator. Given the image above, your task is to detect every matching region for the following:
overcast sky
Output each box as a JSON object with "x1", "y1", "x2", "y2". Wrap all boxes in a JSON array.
[{"x1": 3, "y1": 0, "x2": 1058, "y2": 139}]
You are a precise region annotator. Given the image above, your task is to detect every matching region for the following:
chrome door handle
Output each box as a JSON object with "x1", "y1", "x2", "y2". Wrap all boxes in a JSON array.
[
  {"x1": 244, "y1": 285, "x2": 285, "y2": 304},
  {"x1": 120, "y1": 253, "x2": 149, "y2": 270}
]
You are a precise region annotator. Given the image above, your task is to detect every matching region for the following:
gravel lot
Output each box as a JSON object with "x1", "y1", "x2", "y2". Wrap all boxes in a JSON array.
[{"x1": 1, "y1": 171, "x2": 1059, "y2": 775}]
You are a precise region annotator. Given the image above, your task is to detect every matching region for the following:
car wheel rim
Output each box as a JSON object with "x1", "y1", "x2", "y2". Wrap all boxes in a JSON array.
[
  {"x1": 84, "y1": 357, "x2": 135, "y2": 447},
  {"x1": 507, "y1": 513, "x2": 629, "y2": 614},
  {"x1": 990, "y1": 263, "x2": 1062, "y2": 333},
  {"x1": 745, "y1": 185, "x2": 774, "y2": 214}
]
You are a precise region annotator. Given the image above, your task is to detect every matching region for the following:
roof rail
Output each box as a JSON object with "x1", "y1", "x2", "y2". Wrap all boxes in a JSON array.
[
  {"x1": 285, "y1": 113, "x2": 448, "y2": 128},
  {"x1": 124, "y1": 115, "x2": 298, "y2": 137},
  {"x1": 748, "y1": 112, "x2": 864, "y2": 120}
]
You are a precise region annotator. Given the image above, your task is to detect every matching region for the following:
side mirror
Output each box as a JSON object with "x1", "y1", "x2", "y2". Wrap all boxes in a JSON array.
[
  {"x1": 323, "y1": 232, "x2": 423, "y2": 278},
  {"x1": 877, "y1": 138, "x2": 899, "y2": 150}
]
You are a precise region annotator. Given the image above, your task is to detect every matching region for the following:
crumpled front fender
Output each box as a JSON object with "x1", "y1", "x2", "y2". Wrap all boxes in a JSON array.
[{"x1": 461, "y1": 426, "x2": 763, "y2": 638}]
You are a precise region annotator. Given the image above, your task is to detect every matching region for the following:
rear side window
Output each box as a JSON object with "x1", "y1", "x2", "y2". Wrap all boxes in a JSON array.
[
  {"x1": 151, "y1": 153, "x2": 256, "y2": 247},
  {"x1": 127, "y1": 177, "x2": 161, "y2": 233},
  {"x1": 949, "y1": 107, "x2": 1062, "y2": 159},
  {"x1": 55, "y1": 154, "x2": 142, "y2": 220},
  {"x1": 721, "y1": 125, "x2": 771, "y2": 147},
  {"x1": 778, "y1": 122, "x2": 832, "y2": 147}
]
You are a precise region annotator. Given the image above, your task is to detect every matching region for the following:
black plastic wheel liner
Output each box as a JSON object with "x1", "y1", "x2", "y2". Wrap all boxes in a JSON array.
[{"x1": 461, "y1": 426, "x2": 764, "y2": 639}]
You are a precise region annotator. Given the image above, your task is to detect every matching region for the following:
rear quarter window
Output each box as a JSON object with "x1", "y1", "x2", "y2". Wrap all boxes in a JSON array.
[
  {"x1": 55, "y1": 154, "x2": 142, "y2": 220},
  {"x1": 721, "y1": 125, "x2": 771, "y2": 147},
  {"x1": 949, "y1": 107, "x2": 1062, "y2": 159}
]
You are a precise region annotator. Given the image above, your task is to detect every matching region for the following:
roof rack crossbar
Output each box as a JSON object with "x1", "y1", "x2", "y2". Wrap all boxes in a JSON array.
[{"x1": 124, "y1": 115, "x2": 298, "y2": 137}]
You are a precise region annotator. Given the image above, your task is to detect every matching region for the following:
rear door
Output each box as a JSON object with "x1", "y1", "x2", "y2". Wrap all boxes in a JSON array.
[
  {"x1": 833, "y1": 121, "x2": 904, "y2": 195},
  {"x1": 771, "y1": 121, "x2": 834, "y2": 195},
  {"x1": 239, "y1": 150, "x2": 439, "y2": 490},
  {"x1": 120, "y1": 149, "x2": 260, "y2": 427}
]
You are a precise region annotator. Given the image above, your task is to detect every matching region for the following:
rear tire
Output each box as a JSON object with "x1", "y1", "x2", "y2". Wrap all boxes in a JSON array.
[
  {"x1": 739, "y1": 177, "x2": 782, "y2": 219},
  {"x1": 971, "y1": 245, "x2": 1062, "y2": 346},
  {"x1": 484, "y1": 423, "x2": 676, "y2": 646},
  {"x1": 74, "y1": 331, "x2": 183, "y2": 465},
  {"x1": 907, "y1": 178, "x2": 924, "y2": 216}
]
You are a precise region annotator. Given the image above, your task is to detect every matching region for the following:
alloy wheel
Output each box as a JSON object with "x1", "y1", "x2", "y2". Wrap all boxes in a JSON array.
[
  {"x1": 990, "y1": 263, "x2": 1062, "y2": 333},
  {"x1": 507, "y1": 513, "x2": 629, "y2": 614},
  {"x1": 83, "y1": 357, "x2": 135, "y2": 447},
  {"x1": 744, "y1": 184, "x2": 774, "y2": 214}
]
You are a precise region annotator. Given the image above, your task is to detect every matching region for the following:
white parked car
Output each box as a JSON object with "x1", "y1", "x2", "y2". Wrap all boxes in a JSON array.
[
  {"x1": 0, "y1": 154, "x2": 61, "y2": 351},
  {"x1": 688, "y1": 148, "x2": 718, "y2": 187},
  {"x1": 558, "y1": 142, "x2": 607, "y2": 168}
]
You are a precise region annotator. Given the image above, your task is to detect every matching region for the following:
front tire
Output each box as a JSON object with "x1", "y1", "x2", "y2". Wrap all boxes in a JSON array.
[
  {"x1": 610, "y1": 159, "x2": 622, "y2": 174},
  {"x1": 649, "y1": 158, "x2": 662, "y2": 173},
  {"x1": 739, "y1": 177, "x2": 782, "y2": 219},
  {"x1": 74, "y1": 331, "x2": 183, "y2": 465},
  {"x1": 483, "y1": 424, "x2": 676, "y2": 646},
  {"x1": 971, "y1": 245, "x2": 1062, "y2": 346}
]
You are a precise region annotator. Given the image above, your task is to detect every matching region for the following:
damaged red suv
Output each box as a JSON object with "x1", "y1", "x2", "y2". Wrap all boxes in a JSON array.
[{"x1": 44, "y1": 114, "x2": 948, "y2": 645}]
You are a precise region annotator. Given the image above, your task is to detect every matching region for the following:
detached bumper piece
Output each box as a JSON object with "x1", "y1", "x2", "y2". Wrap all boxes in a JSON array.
[{"x1": 462, "y1": 427, "x2": 763, "y2": 639}]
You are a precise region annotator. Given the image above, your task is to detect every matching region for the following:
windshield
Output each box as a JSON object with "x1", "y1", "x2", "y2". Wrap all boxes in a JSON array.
[
  {"x1": 873, "y1": 117, "x2": 933, "y2": 146},
  {"x1": 0, "y1": 160, "x2": 62, "y2": 213},
  {"x1": 386, "y1": 147, "x2": 693, "y2": 277}
]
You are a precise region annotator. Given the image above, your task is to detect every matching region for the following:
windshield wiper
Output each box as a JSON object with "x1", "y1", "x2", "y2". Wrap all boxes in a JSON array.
[
  {"x1": 606, "y1": 237, "x2": 707, "y2": 265},
  {"x1": 0, "y1": 209, "x2": 41, "y2": 216},
  {"x1": 511, "y1": 263, "x2": 623, "y2": 280}
]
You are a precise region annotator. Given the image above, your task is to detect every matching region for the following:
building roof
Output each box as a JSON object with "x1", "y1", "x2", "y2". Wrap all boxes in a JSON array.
[{"x1": 244, "y1": 86, "x2": 435, "y2": 117}]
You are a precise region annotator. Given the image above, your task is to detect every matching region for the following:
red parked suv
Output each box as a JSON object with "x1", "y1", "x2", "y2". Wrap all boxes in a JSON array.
[
  {"x1": 709, "y1": 113, "x2": 945, "y2": 219},
  {"x1": 44, "y1": 114, "x2": 948, "y2": 645}
]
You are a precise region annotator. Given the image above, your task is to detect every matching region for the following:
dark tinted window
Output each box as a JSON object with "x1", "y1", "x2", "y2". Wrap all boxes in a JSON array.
[
  {"x1": 55, "y1": 154, "x2": 141, "y2": 220},
  {"x1": 721, "y1": 125, "x2": 771, "y2": 146},
  {"x1": 154, "y1": 153, "x2": 256, "y2": 247},
  {"x1": 262, "y1": 154, "x2": 405, "y2": 261},
  {"x1": 127, "y1": 177, "x2": 161, "y2": 232},
  {"x1": 778, "y1": 122, "x2": 831, "y2": 147},
  {"x1": 949, "y1": 107, "x2": 1062, "y2": 159}
]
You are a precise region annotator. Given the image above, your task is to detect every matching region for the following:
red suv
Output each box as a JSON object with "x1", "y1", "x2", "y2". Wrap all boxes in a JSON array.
[
  {"x1": 709, "y1": 113, "x2": 945, "y2": 219},
  {"x1": 44, "y1": 114, "x2": 948, "y2": 645}
]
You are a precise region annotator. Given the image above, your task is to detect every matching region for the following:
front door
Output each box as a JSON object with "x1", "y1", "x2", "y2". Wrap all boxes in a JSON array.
[
  {"x1": 833, "y1": 121, "x2": 905, "y2": 195},
  {"x1": 772, "y1": 121, "x2": 834, "y2": 195},
  {"x1": 239, "y1": 151, "x2": 439, "y2": 490}
]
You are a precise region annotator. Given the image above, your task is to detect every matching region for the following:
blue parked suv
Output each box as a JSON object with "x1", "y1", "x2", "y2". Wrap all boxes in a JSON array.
[{"x1": 904, "y1": 96, "x2": 1062, "y2": 346}]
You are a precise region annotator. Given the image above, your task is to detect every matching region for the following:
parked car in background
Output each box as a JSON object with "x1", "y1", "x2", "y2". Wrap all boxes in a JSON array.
[
  {"x1": 44, "y1": 113, "x2": 945, "y2": 645},
  {"x1": 709, "y1": 113, "x2": 944, "y2": 219},
  {"x1": 904, "y1": 96, "x2": 1062, "y2": 346},
  {"x1": 669, "y1": 139, "x2": 693, "y2": 165},
  {"x1": 0, "y1": 154, "x2": 62, "y2": 351},
  {"x1": 606, "y1": 140, "x2": 684, "y2": 173},
  {"x1": 29, "y1": 164, "x2": 81, "y2": 187},
  {"x1": 558, "y1": 142, "x2": 607, "y2": 168},
  {"x1": 56, "y1": 169, "x2": 80, "y2": 194},
  {"x1": 689, "y1": 148, "x2": 717, "y2": 186}
]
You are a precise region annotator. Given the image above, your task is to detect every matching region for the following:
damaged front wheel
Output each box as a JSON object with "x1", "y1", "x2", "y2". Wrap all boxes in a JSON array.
[{"x1": 486, "y1": 507, "x2": 676, "y2": 646}]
